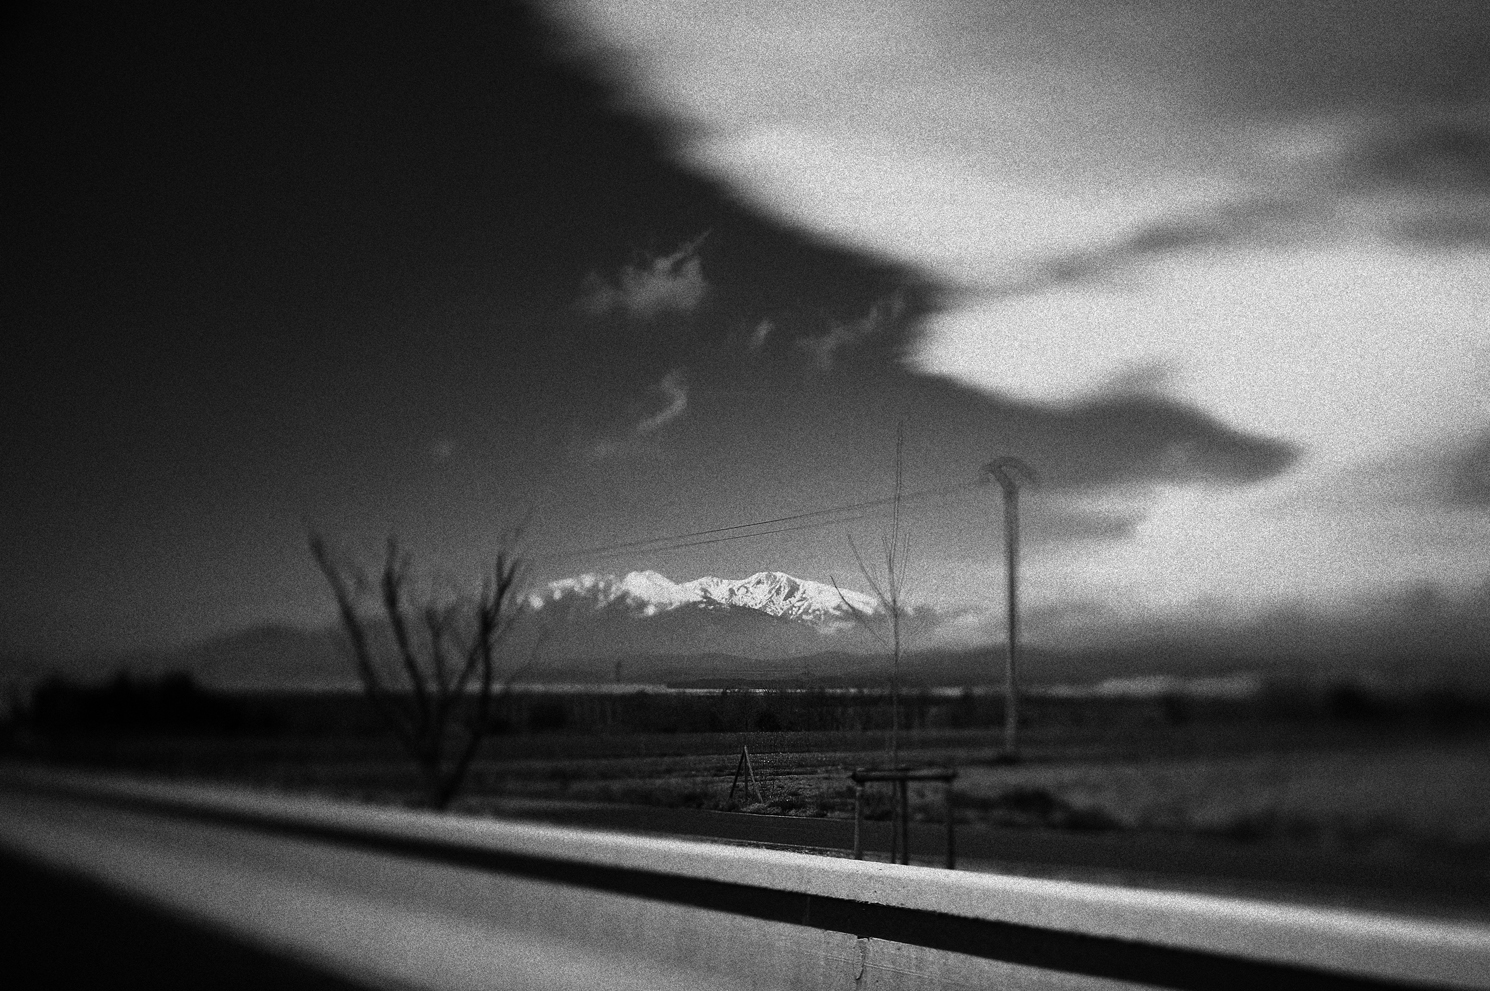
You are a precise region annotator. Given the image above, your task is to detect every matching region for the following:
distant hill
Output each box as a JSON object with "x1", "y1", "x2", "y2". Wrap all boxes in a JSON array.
[{"x1": 12, "y1": 570, "x2": 1490, "y2": 697}]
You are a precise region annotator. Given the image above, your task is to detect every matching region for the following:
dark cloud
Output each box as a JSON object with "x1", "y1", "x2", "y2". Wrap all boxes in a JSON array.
[
  {"x1": 1437, "y1": 430, "x2": 1490, "y2": 507},
  {"x1": 1348, "y1": 120, "x2": 1490, "y2": 193},
  {"x1": 999, "y1": 198, "x2": 1306, "y2": 297},
  {"x1": 691, "y1": 355, "x2": 1301, "y2": 498},
  {"x1": 1183, "y1": 1, "x2": 1490, "y2": 120},
  {"x1": 1081, "y1": 578, "x2": 1490, "y2": 688},
  {"x1": 1052, "y1": 393, "x2": 1300, "y2": 487},
  {"x1": 1395, "y1": 206, "x2": 1490, "y2": 248},
  {"x1": 1024, "y1": 504, "x2": 1143, "y2": 544}
]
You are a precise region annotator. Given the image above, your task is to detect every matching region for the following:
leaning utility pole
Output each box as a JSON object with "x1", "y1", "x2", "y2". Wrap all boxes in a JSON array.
[{"x1": 984, "y1": 457, "x2": 1037, "y2": 760}]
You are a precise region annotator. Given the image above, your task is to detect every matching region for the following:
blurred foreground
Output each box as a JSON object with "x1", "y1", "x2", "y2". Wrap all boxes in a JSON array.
[{"x1": 4, "y1": 673, "x2": 1489, "y2": 913}]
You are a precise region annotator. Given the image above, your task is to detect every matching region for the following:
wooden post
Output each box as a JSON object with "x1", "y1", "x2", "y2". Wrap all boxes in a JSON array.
[
  {"x1": 729, "y1": 746, "x2": 746, "y2": 802},
  {"x1": 852, "y1": 783, "x2": 864, "y2": 860},
  {"x1": 729, "y1": 744, "x2": 762, "y2": 804},
  {"x1": 898, "y1": 778, "x2": 910, "y2": 865},
  {"x1": 889, "y1": 780, "x2": 900, "y2": 864},
  {"x1": 945, "y1": 781, "x2": 956, "y2": 870},
  {"x1": 851, "y1": 767, "x2": 955, "y2": 868}
]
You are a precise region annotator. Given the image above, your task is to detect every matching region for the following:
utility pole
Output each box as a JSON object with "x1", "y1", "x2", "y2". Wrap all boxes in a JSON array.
[{"x1": 984, "y1": 457, "x2": 1037, "y2": 761}]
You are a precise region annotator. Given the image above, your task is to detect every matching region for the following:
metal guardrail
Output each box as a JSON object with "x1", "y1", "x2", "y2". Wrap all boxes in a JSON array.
[{"x1": 3, "y1": 768, "x2": 1489, "y2": 990}]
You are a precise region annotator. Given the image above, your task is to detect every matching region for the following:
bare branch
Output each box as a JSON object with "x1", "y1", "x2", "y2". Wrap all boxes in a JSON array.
[
  {"x1": 442, "y1": 552, "x2": 534, "y2": 806},
  {"x1": 847, "y1": 534, "x2": 891, "y2": 608},
  {"x1": 308, "y1": 534, "x2": 417, "y2": 753},
  {"x1": 830, "y1": 575, "x2": 888, "y2": 649},
  {"x1": 846, "y1": 419, "x2": 914, "y2": 765},
  {"x1": 423, "y1": 604, "x2": 453, "y2": 697},
  {"x1": 311, "y1": 532, "x2": 528, "y2": 810},
  {"x1": 381, "y1": 538, "x2": 432, "y2": 734}
]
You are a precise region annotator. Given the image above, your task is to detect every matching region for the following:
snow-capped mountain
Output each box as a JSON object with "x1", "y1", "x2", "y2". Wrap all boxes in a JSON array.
[
  {"x1": 534, "y1": 570, "x2": 702, "y2": 616},
  {"x1": 683, "y1": 572, "x2": 878, "y2": 624},
  {"x1": 530, "y1": 570, "x2": 879, "y2": 627}
]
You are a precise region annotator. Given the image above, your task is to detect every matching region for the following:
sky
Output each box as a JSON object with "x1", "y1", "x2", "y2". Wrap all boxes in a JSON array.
[{"x1": 3, "y1": 1, "x2": 1488, "y2": 669}]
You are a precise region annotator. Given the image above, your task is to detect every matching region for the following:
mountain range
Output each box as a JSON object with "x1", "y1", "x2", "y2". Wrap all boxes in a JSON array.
[
  {"x1": 48, "y1": 570, "x2": 909, "y2": 689},
  {"x1": 529, "y1": 570, "x2": 881, "y2": 625},
  {"x1": 514, "y1": 570, "x2": 901, "y2": 668},
  {"x1": 25, "y1": 569, "x2": 1490, "y2": 694}
]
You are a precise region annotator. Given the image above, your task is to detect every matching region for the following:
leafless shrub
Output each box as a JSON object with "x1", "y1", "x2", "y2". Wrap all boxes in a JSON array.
[
  {"x1": 833, "y1": 423, "x2": 925, "y2": 766},
  {"x1": 309, "y1": 534, "x2": 526, "y2": 809}
]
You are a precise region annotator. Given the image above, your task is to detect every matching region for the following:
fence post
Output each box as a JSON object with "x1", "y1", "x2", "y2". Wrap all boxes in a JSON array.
[
  {"x1": 897, "y1": 778, "x2": 910, "y2": 865},
  {"x1": 852, "y1": 783, "x2": 863, "y2": 860},
  {"x1": 945, "y1": 781, "x2": 956, "y2": 870}
]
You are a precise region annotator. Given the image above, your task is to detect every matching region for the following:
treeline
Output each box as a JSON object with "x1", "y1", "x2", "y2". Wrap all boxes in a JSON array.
[
  {"x1": 7, "y1": 672, "x2": 1487, "y2": 743},
  {"x1": 460, "y1": 687, "x2": 1234, "y2": 736},
  {"x1": 14, "y1": 672, "x2": 277, "y2": 737}
]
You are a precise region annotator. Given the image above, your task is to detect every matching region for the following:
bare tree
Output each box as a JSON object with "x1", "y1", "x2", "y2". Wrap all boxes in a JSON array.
[
  {"x1": 834, "y1": 424, "x2": 917, "y2": 767},
  {"x1": 309, "y1": 534, "x2": 526, "y2": 810}
]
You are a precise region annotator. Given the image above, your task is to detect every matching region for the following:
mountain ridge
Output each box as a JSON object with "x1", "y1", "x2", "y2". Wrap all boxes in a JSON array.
[{"x1": 530, "y1": 569, "x2": 880, "y2": 626}]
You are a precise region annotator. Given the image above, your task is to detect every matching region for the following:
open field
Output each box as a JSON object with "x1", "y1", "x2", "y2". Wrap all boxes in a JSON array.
[{"x1": 10, "y1": 685, "x2": 1490, "y2": 876}]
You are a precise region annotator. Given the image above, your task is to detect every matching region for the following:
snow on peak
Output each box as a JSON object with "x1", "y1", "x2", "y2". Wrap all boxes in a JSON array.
[
  {"x1": 533, "y1": 569, "x2": 880, "y2": 624},
  {"x1": 682, "y1": 571, "x2": 878, "y2": 622},
  {"x1": 531, "y1": 570, "x2": 692, "y2": 615},
  {"x1": 616, "y1": 570, "x2": 696, "y2": 615}
]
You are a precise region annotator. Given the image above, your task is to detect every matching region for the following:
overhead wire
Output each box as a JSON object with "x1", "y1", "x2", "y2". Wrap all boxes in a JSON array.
[{"x1": 537, "y1": 477, "x2": 992, "y2": 568}]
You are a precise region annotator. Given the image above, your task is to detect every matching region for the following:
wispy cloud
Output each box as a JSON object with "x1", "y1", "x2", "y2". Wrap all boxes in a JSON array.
[
  {"x1": 794, "y1": 293, "x2": 904, "y2": 370},
  {"x1": 576, "y1": 234, "x2": 709, "y2": 320},
  {"x1": 747, "y1": 317, "x2": 774, "y2": 352},
  {"x1": 580, "y1": 368, "x2": 690, "y2": 460},
  {"x1": 634, "y1": 369, "x2": 688, "y2": 435}
]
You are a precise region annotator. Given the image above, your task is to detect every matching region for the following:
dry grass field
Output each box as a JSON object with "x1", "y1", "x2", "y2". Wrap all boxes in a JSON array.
[
  {"x1": 11, "y1": 686, "x2": 1490, "y2": 871},
  {"x1": 434, "y1": 731, "x2": 1490, "y2": 866}
]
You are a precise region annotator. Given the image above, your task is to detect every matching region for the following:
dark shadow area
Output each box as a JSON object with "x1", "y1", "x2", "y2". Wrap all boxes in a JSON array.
[{"x1": 0, "y1": 849, "x2": 380, "y2": 991}]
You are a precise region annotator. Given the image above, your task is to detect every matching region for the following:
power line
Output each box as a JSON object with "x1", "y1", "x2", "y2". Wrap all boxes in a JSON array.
[{"x1": 537, "y1": 478, "x2": 989, "y2": 567}]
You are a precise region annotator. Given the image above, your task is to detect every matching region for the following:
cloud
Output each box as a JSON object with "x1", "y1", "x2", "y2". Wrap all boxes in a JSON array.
[
  {"x1": 916, "y1": 247, "x2": 1489, "y2": 467},
  {"x1": 1434, "y1": 430, "x2": 1490, "y2": 508},
  {"x1": 1345, "y1": 116, "x2": 1490, "y2": 195},
  {"x1": 1089, "y1": 578, "x2": 1490, "y2": 687},
  {"x1": 954, "y1": 109, "x2": 1490, "y2": 301},
  {"x1": 1050, "y1": 392, "x2": 1301, "y2": 488},
  {"x1": 1021, "y1": 501, "x2": 1145, "y2": 545},
  {"x1": 634, "y1": 368, "x2": 688, "y2": 435},
  {"x1": 794, "y1": 293, "x2": 905, "y2": 370},
  {"x1": 577, "y1": 235, "x2": 709, "y2": 320},
  {"x1": 579, "y1": 368, "x2": 690, "y2": 460},
  {"x1": 1395, "y1": 204, "x2": 1490, "y2": 248},
  {"x1": 747, "y1": 317, "x2": 774, "y2": 351},
  {"x1": 548, "y1": 0, "x2": 1490, "y2": 619}
]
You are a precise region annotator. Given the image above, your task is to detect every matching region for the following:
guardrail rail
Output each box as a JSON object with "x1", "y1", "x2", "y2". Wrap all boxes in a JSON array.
[{"x1": 2, "y1": 768, "x2": 1488, "y2": 990}]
